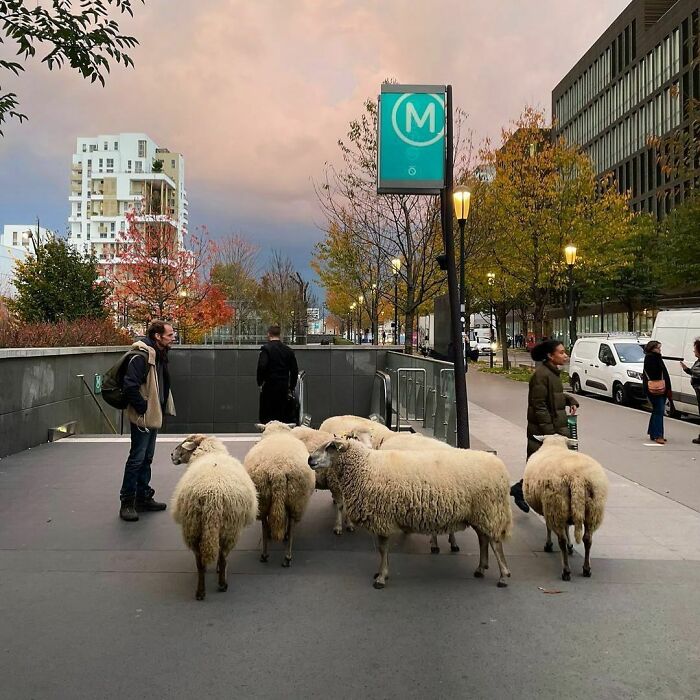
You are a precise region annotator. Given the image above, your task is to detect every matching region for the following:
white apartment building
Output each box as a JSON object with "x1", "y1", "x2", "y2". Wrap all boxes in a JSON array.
[
  {"x1": 0, "y1": 225, "x2": 54, "y2": 297},
  {"x1": 67, "y1": 133, "x2": 188, "y2": 260}
]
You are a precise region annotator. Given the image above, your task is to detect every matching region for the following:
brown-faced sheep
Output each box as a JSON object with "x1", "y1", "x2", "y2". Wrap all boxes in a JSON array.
[
  {"x1": 170, "y1": 434, "x2": 258, "y2": 601},
  {"x1": 308, "y1": 440, "x2": 512, "y2": 589},
  {"x1": 244, "y1": 429, "x2": 315, "y2": 567},
  {"x1": 523, "y1": 435, "x2": 609, "y2": 581}
]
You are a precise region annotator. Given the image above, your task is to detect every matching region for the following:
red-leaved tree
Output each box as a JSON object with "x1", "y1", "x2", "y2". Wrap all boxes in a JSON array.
[{"x1": 107, "y1": 211, "x2": 232, "y2": 340}]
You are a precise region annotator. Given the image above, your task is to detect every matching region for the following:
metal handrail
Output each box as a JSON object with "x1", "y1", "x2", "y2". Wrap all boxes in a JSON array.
[
  {"x1": 76, "y1": 374, "x2": 117, "y2": 434},
  {"x1": 370, "y1": 370, "x2": 392, "y2": 427},
  {"x1": 394, "y1": 368, "x2": 427, "y2": 429},
  {"x1": 294, "y1": 370, "x2": 310, "y2": 426}
]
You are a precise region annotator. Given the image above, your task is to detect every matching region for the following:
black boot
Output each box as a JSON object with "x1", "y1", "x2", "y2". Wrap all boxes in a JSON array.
[
  {"x1": 510, "y1": 480, "x2": 530, "y2": 513},
  {"x1": 119, "y1": 498, "x2": 139, "y2": 522},
  {"x1": 135, "y1": 496, "x2": 167, "y2": 512},
  {"x1": 693, "y1": 436, "x2": 700, "y2": 445}
]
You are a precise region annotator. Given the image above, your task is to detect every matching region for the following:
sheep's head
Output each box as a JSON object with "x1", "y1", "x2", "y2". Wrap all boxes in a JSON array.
[
  {"x1": 171, "y1": 434, "x2": 209, "y2": 464},
  {"x1": 533, "y1": 434, "x2": 578, "y2": 450},
  {"x1": 307, "y1": 438, "x2": 351, "y2": 470},
  {"x1": 255, "y1": 421, "x2": 297, "y2": 437}
]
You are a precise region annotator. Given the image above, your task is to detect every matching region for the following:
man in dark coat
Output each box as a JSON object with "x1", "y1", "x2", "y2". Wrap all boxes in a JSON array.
[{"x1": 257, "y1": 324, "x2": 299, "y2": 424}]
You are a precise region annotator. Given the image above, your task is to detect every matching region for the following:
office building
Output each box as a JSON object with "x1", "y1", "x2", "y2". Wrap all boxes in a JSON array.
[
  {"x1": 552, "y1": 0, "x2": 699, "y2": 218},
  {"x1": 67, "y1": 133, "x2": 188, "y2": 260}
]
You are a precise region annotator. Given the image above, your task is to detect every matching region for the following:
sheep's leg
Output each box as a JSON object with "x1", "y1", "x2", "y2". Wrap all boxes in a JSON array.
[
  {"x1": 195, "y1": 549, "x2": 206, "y2": 601},
  {"x1": 544, "y1": 526, "x2": 554, "y2": 552},
  {"x1": 282, "y1": 516, "x2": 293, "y2": 567},
  {"x1": 430, "y1": 533, "x2": 440, "y2": 554},
  {"x1": 473, "y1": 528, "x2": 489, "y2": 578},
  {"x1": 558, "y1": 532, "x2": 571, "y2": 581},
  {"x1": 448, "y1": 532, "x2": 460, "y2": 553},
  {"x1": 343, "y1": 499, "x2": 355, "y2": 532},
  {"x1": 333, "y1": 501, "x2": 343, "y2": 536},
  {"x1": 373, "y1": 535, "x2": 390, "y2": 589},
  {"x1": 565, "y1": 526, "x2": 574, "y2": 555},
  {"x1": 489, "y1": 540, "x2": 511, "y2": 588},
  {"x1": 217, "y1": 549, "x2": 228, "y2": 592},
  {"x1": 582, "y1": 526, "x2": 593, "y2": 577},
  {"x1": 260, "y1": 519, "x2": 270, "y2": 563}
]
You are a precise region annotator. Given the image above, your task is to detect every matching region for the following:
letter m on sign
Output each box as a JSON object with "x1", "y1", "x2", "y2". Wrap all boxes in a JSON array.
[{"x1": 406, "y1": 102, "x2": 435, "y2": 133}]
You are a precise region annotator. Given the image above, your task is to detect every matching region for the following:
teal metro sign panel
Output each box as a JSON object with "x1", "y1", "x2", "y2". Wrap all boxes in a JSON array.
[{"x1": 378, "y1": 84, "x2": 446, "y2": 194}]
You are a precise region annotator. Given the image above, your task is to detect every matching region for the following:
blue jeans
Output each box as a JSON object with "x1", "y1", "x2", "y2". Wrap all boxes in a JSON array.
[
  {"x1": 120, "y1": 422, "x2": 158, "y2": 502},
  {"x1": 647, "y1": 394, "x2": 665, "y2": 440}
]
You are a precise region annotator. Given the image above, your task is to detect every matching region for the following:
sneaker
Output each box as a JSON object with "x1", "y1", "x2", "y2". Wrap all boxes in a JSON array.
[
  {"x1": 692, "y1": 437, "x2": 700, "y2": 445},
  {"x1": 510, "y1": 480, "x2": 530, "y2": 513},
  {"x1": 654, "y1": 438, "x2": 666, "y2": 445},
  {"x1": 135, "y1": 497, "x2": 167, "y2": 512},
  {"x1": 119, "y1": 501, "x2": 139, "y2": 522}
]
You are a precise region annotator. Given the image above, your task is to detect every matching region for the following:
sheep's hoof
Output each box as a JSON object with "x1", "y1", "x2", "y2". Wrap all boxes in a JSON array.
[
  {"x1": 450, "y1": 544, "x2": 460, "y2": 553},
  {"x1": 333, "y1": 527, "x2": 343, "y2": 536},
  {"x1": 195, "y1": 591, "x2": 205, "y2": 601},
  {"x1": 345, "y1": 524, "x2": 355, "y2": 532},
  {"x1": 544, "y1": 542, "x2": 554, "y2": 553},
  {"x1": 373, "y1": 579, "x2": 385, "y2": 589},
  {"x1": 567, "y1": 544, "x2": 574, "y2": 555},
  {"x1": 259, "y1": 554, "x2": 269, "y2": 563},
  {"x1": 431, "y1": 546, "x2": 440, "y2": 554},
  {"x1": 217, "y1": 582, "x2": 228, "y2": 592},
  {"x1": 281, "y1": 557, "x2": 291, "y2": 568},
  {"x1": 497, "y1": 580, "x2": 508, "y2": 588},
  {"x1": 582, "y1": 568, "x2": 591, "y2": 578},
  {"x1": 473, "y1": 569, "x2": 485, "y2": 578},
  {"x1": 562, "y1": 571, "x2": 571, "y2": 581}
]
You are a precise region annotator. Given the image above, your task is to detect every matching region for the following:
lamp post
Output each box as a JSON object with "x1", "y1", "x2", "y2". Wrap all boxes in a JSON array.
[
  {"x1": 452, "y1": 185, "x2": 471, "y2": 357},
  {"x1": 391, "y1": 258, "x2": 401, "y2": 345},
  {"x1": 349, "y1": 302, "x2": 356, "y2": 343},
  {"x1": 358, "y1": 293, "x2": 364, "y2": 344},
  {"x1": 371, "y1": 283, "x2": 378, "y2": 345},
  {"x1": 178, "y1": 288, "x2": 188, "y2": 344},
  {"x1": 487, "y1": 272, "x2": 495, "y2": 368},
  {"x1": 564, "y1": 244, "x2": 577, "y2": 347}
]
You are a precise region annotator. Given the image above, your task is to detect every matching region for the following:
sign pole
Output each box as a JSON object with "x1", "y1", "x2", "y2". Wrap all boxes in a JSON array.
[{"x1": 441, "y1": 85, "x2": 470, "y2": 449}]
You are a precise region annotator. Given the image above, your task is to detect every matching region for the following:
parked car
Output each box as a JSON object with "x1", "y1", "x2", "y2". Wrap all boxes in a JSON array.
[
  {"x1": 569, "y1": 334, "x2": 647, "y2": 405},
  {"x1": 651, "y1": 309, "x2": 700, "y2": 418}
]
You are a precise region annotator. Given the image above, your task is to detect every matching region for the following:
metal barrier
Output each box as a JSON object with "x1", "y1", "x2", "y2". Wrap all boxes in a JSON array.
[
  {"x1": 370, "y1": 370, "x2": 392, "y2": 426},
  {"x1": 393, "y1": 368, "x2": 427, "y2": 430},
  {"x1": 294, "y1": 371, "x2": 311, "y2": 426}
]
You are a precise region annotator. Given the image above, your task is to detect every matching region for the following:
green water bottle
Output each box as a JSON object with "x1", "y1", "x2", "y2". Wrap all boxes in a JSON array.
[{"x1": 567, "y1": 414, "x2": 578, "y2": 450}]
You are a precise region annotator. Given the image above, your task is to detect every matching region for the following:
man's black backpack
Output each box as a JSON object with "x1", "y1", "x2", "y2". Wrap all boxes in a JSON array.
[{"x1": 101, "y1": 349, "x2": 141, "y2": 409}]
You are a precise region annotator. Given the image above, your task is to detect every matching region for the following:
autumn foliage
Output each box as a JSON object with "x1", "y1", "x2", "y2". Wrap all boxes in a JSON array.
[{"x1": 0, "y1": 317, "x2": 131, "y2": 348}]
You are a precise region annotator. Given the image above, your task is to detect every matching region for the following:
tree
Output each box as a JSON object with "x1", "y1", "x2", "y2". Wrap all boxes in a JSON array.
[
  {"x1": 483, "y1": 107, "x2": 634, "y2": 339},
  {"x1": 108, "y1": 211, "x2": 231, "y2": 336},
  {"x1": 256, "y1": 250, "x2": 298, "y2": 338},
  {"x1": 10, "y1": 238, "x2": 109, "y2": 322},
  {"x1": 657, "y1": 194, "x2": 700, "y2": 292},
  {"x1": 0, "y1": 0, "x2": 143, "y2": 134}
]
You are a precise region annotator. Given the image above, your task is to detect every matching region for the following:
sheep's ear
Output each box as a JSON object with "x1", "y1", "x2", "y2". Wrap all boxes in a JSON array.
[
  {"x1": 254, "y1": 423, "x2": 266, "y2": 432},
  {"x1": 181, "y1": 440, "x2": 197, "y2": 451},
  {"x1": 532, "y1": 435, "x2": 545, "y2": 443},
  {"x1": 335, "y1": 439, "x2": 351, "y2": 453},
  {"x1": 286, "y1": 423, "x2": 297, "y2": 429},
  {"x1": 565, "y1": 438, "x2": 579, "y2": 448}
]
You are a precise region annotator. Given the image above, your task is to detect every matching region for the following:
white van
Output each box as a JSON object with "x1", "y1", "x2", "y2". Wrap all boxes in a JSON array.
[
  {"x1": 651, "y1": 309, "x2": 700, "y2": 417},
  {"x1": 569, "y1": 334, "x2": 646, "y2": 405}
]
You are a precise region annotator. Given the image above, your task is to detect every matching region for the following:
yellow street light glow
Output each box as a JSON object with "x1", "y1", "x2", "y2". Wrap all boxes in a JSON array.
[
  {"x1": 564, "y1": 244, "x2": 577, "y2": 266},
  {"x1": 487, "y1": 271, "x2": 495, "y2": 285},
  {"x1": 452, "y1": 185, "x2": 471, "y2": 222},
  {"x1": 391, "y1": 258, "x2": 401, "y2": 274}
]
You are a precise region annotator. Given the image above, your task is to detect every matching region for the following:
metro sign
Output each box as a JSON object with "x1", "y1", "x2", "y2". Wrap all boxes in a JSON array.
[{"x1": 377, "y1": 84, "x2": 446, "y2": 194}]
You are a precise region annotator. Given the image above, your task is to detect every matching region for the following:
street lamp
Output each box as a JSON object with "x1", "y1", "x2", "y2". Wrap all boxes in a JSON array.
[
  {"x1": 453, "y1": 185, "x2": 471, "y2": 359},
  {"x1": 371, "y1": 283, "x2": 377, "y2": 345},
  {"x1": 349, "y1": 301, "x2": 356, "y2": 343},
  {"x1": 358, "y1": 293, "x2": 364, "y2": 344},
  {"x1": 178, "y1": 288, "x2": 188, "y2": 344},
  {"x1": 487, "y1": 272, "x2": 495, "y2": 369},
  {"x1": 391, "y1": 258, "x2": 401, "y2": 345},
  {"x1": 564, "y1": 244, "x2": 577, "y2": 347}
]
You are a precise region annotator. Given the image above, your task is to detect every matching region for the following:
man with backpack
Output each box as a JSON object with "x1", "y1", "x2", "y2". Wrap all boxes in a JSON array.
[{"x1": 118, "y1": 320, "x2": 176, "y2": 522}]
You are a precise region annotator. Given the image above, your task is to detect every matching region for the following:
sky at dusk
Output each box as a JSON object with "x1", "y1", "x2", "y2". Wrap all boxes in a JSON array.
[{"x1": 0, "y1": 0, "x2": 631, "y2": 288}]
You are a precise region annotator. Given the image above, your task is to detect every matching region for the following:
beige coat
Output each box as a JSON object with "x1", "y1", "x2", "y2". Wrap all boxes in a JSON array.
[{"x1": 125, "y1": 341, "x2": 176, "y2": 429}]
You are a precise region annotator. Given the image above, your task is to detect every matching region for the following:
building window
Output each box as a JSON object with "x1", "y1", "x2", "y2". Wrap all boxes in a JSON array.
[
  {"x1": 171, "y1": 159, "x2": 176, "y2": 168},
  {"x1": 135, "y1": 160, "x2": 143, "y2": 173},
  {"x1": 103, "y1": 141, "x2": 108, "y2": 150},
  {"x1": 106, "y1": 158, "x2": 114, "y2": 172},
  {"x1": 110, "y1": 222, "x2": 115, "y2": 232},
  {"x1": 89, "y1": 144, "x2": 97, "y2": 152},
  {"x1": 138, "y1": 139, "x2": 147, "y2": 158},
  {"x1": 127, "y1": 160, "x2": 132, "y2": 172},
  {"x1": 114, "y1": 141, "x2": 118, "y2": 150},
  {"x1": 82, "y1": 144, "x2": 87, "y2": 153}
]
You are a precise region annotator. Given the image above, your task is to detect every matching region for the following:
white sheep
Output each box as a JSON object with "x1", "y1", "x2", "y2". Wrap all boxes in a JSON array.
[
  {"x1": 523, "y1": 435, "x2": 609, "y2": 581},
  {"x1": 257, "y1": 421, "x2": 356, "y2": 535},
  {"x1": 377, "y1": 432, "x2": 459, "y2": 554},
  {"x1": 244, "y1": 429, "x2": 316, "y2": 567},
  {"x1": 308, "y1": 439, "x2": 513, "y2": 589},
  {"x1": 170, "y1": 434, "x2": 258, "y2": 601},
  {"x1": 319, "y1": 415, "x2": 394, "y2": 449}
]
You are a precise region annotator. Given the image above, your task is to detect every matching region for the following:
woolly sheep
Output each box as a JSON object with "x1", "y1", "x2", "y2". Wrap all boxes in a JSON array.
[
  {"x1": 244, "y1": 429, "x2": 316, "y2": 567},
  {"x1": 319, "y1": 415, "x2": 394, "y2": 449},
  {"x1": 308, "y1": 440, "x2": 512, "y2": 589},
  {"x1": 523, "y1": 435, "x2": 609, "y2": 581},
  {"x1": 377, "y1": 432, "x2": 459, "y2": 554},
  {"x1": 257, "y1": 421, "x2": 354, "y2": 535},
  {"x1": 170, "y1": 434, "x2": 258, "y2": 601}
]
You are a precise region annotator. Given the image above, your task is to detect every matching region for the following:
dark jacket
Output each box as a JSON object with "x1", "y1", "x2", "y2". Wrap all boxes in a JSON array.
[
  {"x1": 123, "y1": 338, "x2": 171, "y2": 416},
  {"x1": 643, "y1": 351, "x2": 671, "y2": 395},
  {"x1": 682, "y1": 358, "x2": 700, "y2": 388},
  {"x1": 257, "y1": 340, "x2": 298, "y2": 390},
  {"x1": 527, "y1": 360, "x2": 578, "y2": 458}
]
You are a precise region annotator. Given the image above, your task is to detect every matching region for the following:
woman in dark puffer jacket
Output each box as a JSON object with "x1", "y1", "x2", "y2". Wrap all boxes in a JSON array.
[{"x1": 643, "y1": 340, "x2": 671, "y2": 445}]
